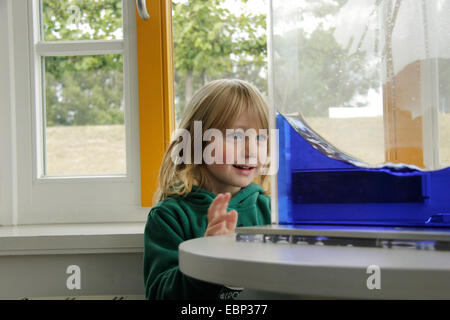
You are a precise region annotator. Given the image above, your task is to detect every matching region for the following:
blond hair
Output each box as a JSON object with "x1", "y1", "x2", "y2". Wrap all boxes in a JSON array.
[{"x1": 152, "y1": 79, "x2": 271, "y2": 205}]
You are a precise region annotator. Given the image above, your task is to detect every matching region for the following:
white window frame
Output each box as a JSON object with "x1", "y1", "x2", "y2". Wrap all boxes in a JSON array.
[{"x1": 4, "y1": 0, "x2": 147, "y2": 225}]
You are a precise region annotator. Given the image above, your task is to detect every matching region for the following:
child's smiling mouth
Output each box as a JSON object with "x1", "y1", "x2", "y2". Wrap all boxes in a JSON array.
[{"x1": 232, "y1": 164, "x2": 256, "y2": 175}]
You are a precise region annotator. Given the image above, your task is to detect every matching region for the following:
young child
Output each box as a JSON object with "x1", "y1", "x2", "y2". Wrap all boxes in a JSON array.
[{"x1": 143, "y1": 79, "x2": 272, "y2": 300}]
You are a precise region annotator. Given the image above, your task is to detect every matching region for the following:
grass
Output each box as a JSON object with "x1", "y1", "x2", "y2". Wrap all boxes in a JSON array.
[
  {"x1": 306, "y1": 114, "x2": 450, "y2": 167},
  {"x1": 45, "y1": 115, "x2": 450, "y2": 176},
  {"x1": 305, "y1": 116, "x2": 385, "y2": 165},
  {"x1": 45, "y1": 124, "x2": 126, "y2": 176},
  {"x1": 440, "y1": 114, "x2": 450, "y2": 166}
]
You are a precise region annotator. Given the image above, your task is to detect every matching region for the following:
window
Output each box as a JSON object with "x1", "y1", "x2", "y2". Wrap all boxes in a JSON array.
[
  {"x1": 7, "y1": 0, "x2": 147, "y2": 224},
  {"x1": 271, "y1": 0, "x2": 450, "y2": 170},
  {"x1": 169, "y1": 0, "x2": 274, "y2": 206},
  {"x1": 38, "y1": 0, "x2": 129, "y2": 177},
  {"x1": 5, "y1": 0, "x2": 271, "y2": 223},
  {"x1": 171, "y1": 0, "x2": 268, "y2": 127},
  {"x1": 138, "y1": 0, "x2": 276, "y2": 207}
]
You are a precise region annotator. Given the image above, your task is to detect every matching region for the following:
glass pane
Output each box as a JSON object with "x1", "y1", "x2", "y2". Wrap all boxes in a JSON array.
[
  {"x1": 272, "y1": 0, "x2": 450, "y2": 227},
  {"x1": 272, "y1": 0, "x2": 450, "y2": 170},
  {"x1": 172, "y1": 0, "x2": 268, "y2": 126},
  {"x1": 439, "y1": 58, "x2": 450, "y2": 167},
  {"x1": 40, "y1": 0, "x2": 123, "y2": 41},
  {"x1": 43, "y1": 54, "x2": 126, "y2": 176}
]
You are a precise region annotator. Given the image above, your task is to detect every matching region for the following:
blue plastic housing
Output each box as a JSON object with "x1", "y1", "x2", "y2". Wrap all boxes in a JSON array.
[{"x1": 277, "y1": 113, "x2": 450, "y2": 228}]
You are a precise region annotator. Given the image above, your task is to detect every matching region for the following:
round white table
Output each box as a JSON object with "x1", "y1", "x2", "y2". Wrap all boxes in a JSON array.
[{"x1": 179, "y1": 234, "x2": 450, "y2": 299}]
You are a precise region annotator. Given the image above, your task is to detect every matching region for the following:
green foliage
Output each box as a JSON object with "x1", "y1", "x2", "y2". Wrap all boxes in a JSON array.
[
  {"x1": 172, "y1": 0, "x2": 268, "y2": 121},
  {"x1": 439, "y1": 59, "x2": 450, "y2": 113},
  {"x1": 43, "y1": 0, "x2": 267, "y2": 126},
  {"x1": 42, "y1": 0, "x2": 122, "y2": 41},
  {"x1": 272, "y1": 0, "x2": 379, "y2": 117},
  {"x1": 42, "y1": 0, "x2": 123, "y2": 126},
  {"x1": 45, "y1": 55, "x2": 124, "y2": 126},
  {"x1": 274, "y1": 28, "x2": 378, "y2": 117},
  {"x1": 42, "y1": 0, "x2": 381, "y2": 126}
]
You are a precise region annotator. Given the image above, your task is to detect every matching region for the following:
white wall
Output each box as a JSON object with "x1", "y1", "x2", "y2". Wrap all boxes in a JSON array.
[
  {"x1": 0, "y1": 253, "x2": 145, "y2": 299},
  {"x1": 0, "y1": 0, "x2": 17, "y2": 226}
]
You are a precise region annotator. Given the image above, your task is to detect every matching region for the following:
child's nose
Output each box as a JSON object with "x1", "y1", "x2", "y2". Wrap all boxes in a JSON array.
[{"x1": 245, "y1": 136, "x2": 258, "y2": 159}]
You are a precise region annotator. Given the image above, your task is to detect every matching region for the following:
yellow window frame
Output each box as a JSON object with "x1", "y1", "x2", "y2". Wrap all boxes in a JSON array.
[{"x1": 136, "y1": 0, "x2": 174, "y2": 207}]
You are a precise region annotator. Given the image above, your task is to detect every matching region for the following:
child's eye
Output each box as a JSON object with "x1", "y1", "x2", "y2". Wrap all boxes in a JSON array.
[
  {"x1": 257, "y1": 135, "x2": 268, "y2": 142},
  {"x1": 228, "y1": 132, "x2": 244, "y2": 140}
]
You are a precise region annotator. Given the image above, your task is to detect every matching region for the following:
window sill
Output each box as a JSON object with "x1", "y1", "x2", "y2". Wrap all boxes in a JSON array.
[{"x1": 0, "y1": 222, "x2": 145, "y2": 256}]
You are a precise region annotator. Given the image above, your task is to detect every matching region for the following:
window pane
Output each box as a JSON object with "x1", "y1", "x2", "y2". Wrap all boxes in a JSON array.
[
  {"x1": 272, "y1": 0, "x2": 450, "y2": 170},
  {"x1": 43, "y1": 54, "x2": 126, "y2": 176},
  {"x1": 439, "y1": 58, "x2": 450, "y2": 167},
  {"x1": 172, "y1": 0, "x2": 268, "y2": 126},
  {"x1": 41, "y1": 0, "x2": 123, "y2": 41}
]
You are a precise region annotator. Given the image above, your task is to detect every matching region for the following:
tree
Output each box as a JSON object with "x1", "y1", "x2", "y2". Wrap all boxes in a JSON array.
[
  {"x1": 172, "y1": 0, "x2": 267, "y2": 121},
  {"x1": 272, "y1": 0, "x2": 379, "y2": 117},
  {"x1": 42, "y1": 0, "x2": 124, "y2": 126},
  {"x1": 42, "y1": 0, "x2": 268, "y2": 126}
]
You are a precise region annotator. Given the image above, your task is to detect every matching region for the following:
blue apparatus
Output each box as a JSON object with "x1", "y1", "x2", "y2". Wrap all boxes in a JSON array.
[
  {"x1": 276, "y1": 112, "x2": 450, "y2": 228},
  {"x1": 266, "y1": 0, "x2": 450, "y2": 231},
  {"x1": 237, "y1": 0, "x2": 450, "y2": 252}
]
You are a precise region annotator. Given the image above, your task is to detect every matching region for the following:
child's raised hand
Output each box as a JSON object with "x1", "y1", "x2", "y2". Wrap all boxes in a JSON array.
[{"x1": 204, "y1": 193, "x2": 238, "y2": 237}]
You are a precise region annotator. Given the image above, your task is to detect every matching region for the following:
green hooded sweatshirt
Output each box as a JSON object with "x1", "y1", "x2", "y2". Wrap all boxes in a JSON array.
[{"x1": 143, "y1": 182, "x2": 271, "y2": 300}]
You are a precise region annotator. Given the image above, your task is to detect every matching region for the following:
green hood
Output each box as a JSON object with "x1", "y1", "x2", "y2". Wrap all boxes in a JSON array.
[{"x1": 185, "y1": 182, "x2": 265, "y2": 209}]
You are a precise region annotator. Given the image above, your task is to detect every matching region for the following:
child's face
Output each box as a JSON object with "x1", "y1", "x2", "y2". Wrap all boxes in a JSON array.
[{"x1": 204, "y1": 111, "x2": 268, "y2": 196}]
